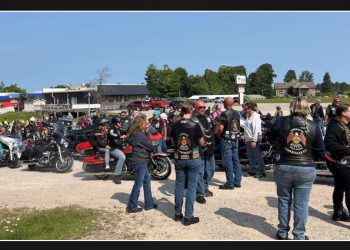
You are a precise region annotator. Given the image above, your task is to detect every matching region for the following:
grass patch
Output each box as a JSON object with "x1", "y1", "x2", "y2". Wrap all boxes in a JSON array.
[
  {"x1": 0, "y1": 206, "x2": 102, "y2": 240},
  {"x1": 0, "y1": 111, "x2": 41, "y2": 123}
]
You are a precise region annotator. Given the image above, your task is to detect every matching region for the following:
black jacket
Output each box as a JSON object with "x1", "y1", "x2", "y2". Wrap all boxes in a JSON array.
[
  {"x1": 324, "y1": 119, "x2": 350, "y2": 160},
  {"x1": 108, "y1": 127, "x2": 123, "y2": 149},
  {"x1": 128, "y1": 131, "x2": 154, "y2": 166},
  {"x1": 266, "y1": 115, "x2": 325, "y2": 166}
]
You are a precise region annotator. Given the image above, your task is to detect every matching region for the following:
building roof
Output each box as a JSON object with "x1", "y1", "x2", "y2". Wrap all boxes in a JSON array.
[
  {"x1": 0, "y1": 93, "x2": 20, "y2": 98},
  {"x1": 98, "y1": 84, "x2": 149, "y2": 96},
  {"x1": 275, "y1": 80, "x2": 316, "y2": 89}
]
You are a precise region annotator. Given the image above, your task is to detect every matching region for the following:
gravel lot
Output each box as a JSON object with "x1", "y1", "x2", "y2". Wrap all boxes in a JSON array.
[
  {"x1": 0, "y1": 159, "x2": 349, "y2": 240},
  {"x1": 0, "y1": 102, "x2": 347, "y2": 240}
]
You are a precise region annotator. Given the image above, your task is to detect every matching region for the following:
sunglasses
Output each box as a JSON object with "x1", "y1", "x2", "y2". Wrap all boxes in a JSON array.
[{"x1": 196, "y1": 106, "x2": 206, "y2": 109}]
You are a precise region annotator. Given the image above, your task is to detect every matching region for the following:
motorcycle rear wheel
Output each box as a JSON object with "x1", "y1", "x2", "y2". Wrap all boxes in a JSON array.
[{"x1": 148, "y1": 155, "x2": 172, "y2": 180}]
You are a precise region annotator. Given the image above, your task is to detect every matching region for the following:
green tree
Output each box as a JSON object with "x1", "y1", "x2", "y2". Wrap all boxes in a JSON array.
[
  {"x1": 0, "y1": 81, "x2": 5, "y2": 92},
  {"x1": 284, "y1": 70, "x2": 297, "y2": 82},
  {"x1": 173, "y1": 67, "x2": 189, "y2": 98},
  {"x1": 188, "y1": 75, "x2": 208, "y2": 95},
  {"x1": 203, "y1": 69, "x2": 222, "y2": 95},
  {"x1": 298, "y1": 70, "x2": 314, "y2": 82},
  {"x1": 321, "y1": 72, "x2": 333, "y2": 93},
  {"x1": 3, "y1": 84, "x2": 28, "y2": 100},
  {"x1": 145, "y1": 64, "x2": 162, "y2": 97},
  {"x1": 53, "y1": 84, "x2": 67, "y2": 88},
  {"x1": 218, "y1": 65, "x2": 246, "y2": 94},
  {"x1": 253, "y1": 63, "x2": 276, "y2": 98}
]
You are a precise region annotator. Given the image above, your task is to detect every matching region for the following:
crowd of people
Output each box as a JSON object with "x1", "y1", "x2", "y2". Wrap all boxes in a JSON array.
[
  {"x1": 1, "y1": 96, "x2": 348, "y2": 240},
  {"x1": 108, "y1": 96, "x2": 350, "y2": 241}
]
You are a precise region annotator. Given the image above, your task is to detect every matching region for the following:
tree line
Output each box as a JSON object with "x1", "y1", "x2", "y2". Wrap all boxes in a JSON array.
[{"x1": 145, "y1": 64, "x2": 350, "y2": 98}]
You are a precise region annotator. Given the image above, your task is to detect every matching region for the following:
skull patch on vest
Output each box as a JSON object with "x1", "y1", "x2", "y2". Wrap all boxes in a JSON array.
[{"x1": 285, "y1": 128, "x2": 307, "y2": 155}]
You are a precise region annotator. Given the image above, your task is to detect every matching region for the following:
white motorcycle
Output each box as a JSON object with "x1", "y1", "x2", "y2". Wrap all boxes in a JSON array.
[{"x1": 0, "y1": 134, "x2": 25, "y2": 168}]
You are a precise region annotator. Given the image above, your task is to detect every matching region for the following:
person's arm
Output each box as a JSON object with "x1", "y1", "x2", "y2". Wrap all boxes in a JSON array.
[
  {"x1": 324, "y1": 123, "x2": 350, "y2": 159},
  {"x1": 251, "y1": 115, "x2": 262, "y2": 148},
  {"x1": 312, "y1": 124, "x2": 325, "y2": 160}
]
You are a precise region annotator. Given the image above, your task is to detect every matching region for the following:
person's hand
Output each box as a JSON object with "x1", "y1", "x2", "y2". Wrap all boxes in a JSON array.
[
  {"x1": 120, "y1": 135, "x2": 127, "y2": 140},
  {"x1": 106, "y1": 145, "x2": 111, "y2": 149},
  {"x1": 251, "y1": 141, "x2": 257, "y2": 148}
]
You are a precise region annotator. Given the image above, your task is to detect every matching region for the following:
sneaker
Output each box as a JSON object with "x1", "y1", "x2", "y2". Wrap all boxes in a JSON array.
[
  {"x1": 219, "y1": 183, "x2": 234, "y2": 190},
  {"x1": 145, "y1": 204, "x2": 158, "y2": 211},
  {"x1": 304, "y1": 236, "x2": 309, "y2": 240},
  {"x1": 112, "y1": 175, "x2": 121, "y2": 184},
  {"x1": 105, "y1": 165, "x2": 111, "y2": 170},
  {"x1": 174, "y1": 213, "x2": 184, "y2": 222},
  {"x1": 204, "y1": 190, "x2": 213, "y2": 197},
  {"x1": 126, "y1": 207, "x2": 143, "y2": 213},
  {"x1": 243, "y1": 172, "x2": 256, "y2": 177},
  {"x1": 183, "y1": 216, "x2": 199, "y2": 226},
  {"x1": 196, "y1": 196, "x2": 206, "y2": 204}
]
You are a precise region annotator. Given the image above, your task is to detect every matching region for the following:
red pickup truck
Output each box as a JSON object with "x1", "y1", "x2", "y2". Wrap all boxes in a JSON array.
[{"x1": 149, "y1": 98, "x2": 170, "y2": 109}]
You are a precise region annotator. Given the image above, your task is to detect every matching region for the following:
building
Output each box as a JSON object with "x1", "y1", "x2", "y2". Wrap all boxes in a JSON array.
[
  {"x1": 274, "y1": 80, "x2": 316, "y2": 97},
  {"x1": 42, "y1": 84, "x2": 98, "y2": 105},
  {"x1": 0, "y1": 92, "x2": 22, "y2": 110},
  {"x1": 98, "y1": 84, "x2": 149, "y2": 104}
]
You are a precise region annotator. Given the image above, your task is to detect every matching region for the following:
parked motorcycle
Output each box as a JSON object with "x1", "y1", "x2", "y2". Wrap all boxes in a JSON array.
[
  {"x1": 81, "y1": 133, "x2": 172, "y2": 180},
  {"x1": 0, "y1": 133, "x2": 25, "y2": 168},
  {"x1": 21, "y1": 123, "x2": 74, "y2": 173}
]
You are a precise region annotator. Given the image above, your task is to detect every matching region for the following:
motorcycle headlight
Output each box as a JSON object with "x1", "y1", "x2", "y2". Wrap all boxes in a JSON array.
[{"x1": 63, "y1": 141, "x2": 69, "y2": 148}]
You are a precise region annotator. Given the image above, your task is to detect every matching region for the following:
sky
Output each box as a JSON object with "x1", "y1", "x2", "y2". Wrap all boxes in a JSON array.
[{"x1": 1, "y1": 11, "x2": 350, "y2": 92}]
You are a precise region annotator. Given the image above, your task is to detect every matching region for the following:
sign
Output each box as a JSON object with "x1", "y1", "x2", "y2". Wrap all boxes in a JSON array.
[{"x1": 236, "y1": 75, "x2": 246, "y2": 85}]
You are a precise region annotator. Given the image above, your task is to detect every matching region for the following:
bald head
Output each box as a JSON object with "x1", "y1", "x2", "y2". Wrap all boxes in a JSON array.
[
  {"x1": 224, "y1": 97, "x2": 234, "y2": 109},
  {"x1": 194, "y1": 100, "x2": 205, "y2": 108}
]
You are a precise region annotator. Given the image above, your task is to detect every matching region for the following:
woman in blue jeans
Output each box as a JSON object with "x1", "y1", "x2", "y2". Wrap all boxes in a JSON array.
[
  {"x1": 126, "y1": 114, "x2": 157, "y2": 213},
  {"x1": 266, "y1": 97, "x2": 325, "y2": 240}
]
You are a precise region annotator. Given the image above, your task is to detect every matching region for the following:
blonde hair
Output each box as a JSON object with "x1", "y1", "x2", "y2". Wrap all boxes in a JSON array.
[{"x1": 289, "y1": 97, "x2": 310, "y2": 117}]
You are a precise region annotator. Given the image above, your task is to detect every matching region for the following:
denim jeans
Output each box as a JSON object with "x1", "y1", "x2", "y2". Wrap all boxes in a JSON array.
[
  {"x1": 196, "y1": 158, "x2": 205, "y2": 197},
  {"x1": 202, "y1": 154, "x2": 215, "y2": 193},
  {"x1": 98, "y1": 148, "x2": 110, "y2": 165},
  {"x1": 156, "y1": 139, "x2": 167, "y2": 153},
  {"x1": 314, "y1": 118, "x2": 325, "y2": 136},
  {"x1": 127, "y1": 164, "x2": 155, "y2": 211},
  {"x1": 110, "y1": 148, "x2": 126, "y2": 176},
  {"x1": 220, "y1": 138, "x2": 242, "y2": 186},
  {"x1": 174, "y1": 158, "x2": 201, "y2": 219},
  {"x1": 246, "y1": 141, "x2": 265, "y2": 174},
  {"x1": 275, "y1": 164, "x2": 316, "y2": 240}
]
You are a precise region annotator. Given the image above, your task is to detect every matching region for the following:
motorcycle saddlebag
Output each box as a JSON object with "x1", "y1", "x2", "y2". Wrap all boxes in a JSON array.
[{"x1": 82, "y1": 156, "x2": 106, "y2": 172}]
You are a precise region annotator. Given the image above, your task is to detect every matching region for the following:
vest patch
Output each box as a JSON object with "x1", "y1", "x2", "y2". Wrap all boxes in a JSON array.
[{"x1": 285, "y1": 128, "x2": 307, "y2": 155}]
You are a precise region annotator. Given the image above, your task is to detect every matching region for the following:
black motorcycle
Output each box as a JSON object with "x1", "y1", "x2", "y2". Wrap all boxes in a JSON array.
[{"x1": 21, "y1": 123, "x2": 74, "y2": 173}]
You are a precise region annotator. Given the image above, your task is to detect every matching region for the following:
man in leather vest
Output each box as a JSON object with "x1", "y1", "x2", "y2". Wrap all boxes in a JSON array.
[
  {"x1": 325, "y1": 96, "x2": 341, "y2": 124},
  {"x1": 266, "y1": 97, "x2": 325, "y2": 240},
  {"x1": 171, "y1": 102, "x2": 205, "y2": 226},
  {"x1": 192, "y1": 100, "x2": 215, "y2": 204},
  {"x1": 310, "y1": 99, "x2": 325, "y2": 136},
  {"x1": 215, "y1": 97, "x2": 242, "y2": 189}
]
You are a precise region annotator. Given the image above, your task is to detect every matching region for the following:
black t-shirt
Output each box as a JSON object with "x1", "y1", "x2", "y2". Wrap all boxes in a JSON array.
[{"x1": 310, "y1": 103, "x2": 324, "y2": 119}]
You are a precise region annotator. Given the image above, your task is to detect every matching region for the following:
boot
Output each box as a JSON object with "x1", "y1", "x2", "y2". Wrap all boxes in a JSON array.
[
  {"x1": 112, "y1": 175, "x2": 122, "y2": 184},
  {"x1": 332, "y1": 207, "x2": 350, "y2": 222}
]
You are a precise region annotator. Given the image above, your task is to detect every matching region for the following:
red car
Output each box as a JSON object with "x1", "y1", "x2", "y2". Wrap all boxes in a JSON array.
[{"x1": 126, "y1": 101, "x2": 150, "y2": 111}]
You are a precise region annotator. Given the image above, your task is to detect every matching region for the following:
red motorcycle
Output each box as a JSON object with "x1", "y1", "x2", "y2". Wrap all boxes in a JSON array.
[{"x1": 80, "y1": 133, "x2": 172, "y2": 180}]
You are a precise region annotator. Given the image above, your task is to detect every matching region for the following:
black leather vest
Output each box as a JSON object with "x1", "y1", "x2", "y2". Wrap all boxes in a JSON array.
[
  {"x1": 276, "y1": 116, "x2": 316, "y2": 165},
  {"x1": 172, "y1": 118, "x2": 200, "y2": 160},
  {"x1": 222, "y1": 109, "x2": 241, "y2": 141}
]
